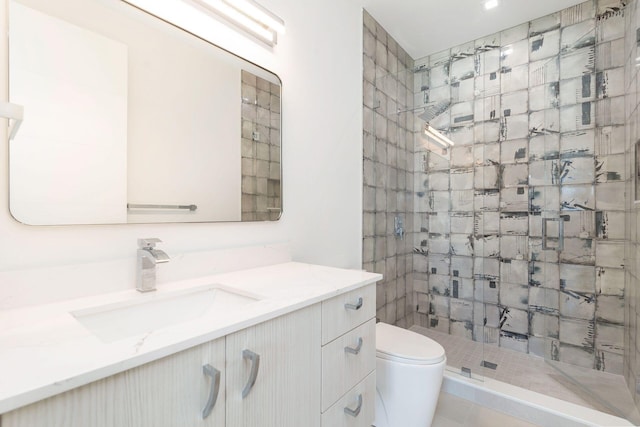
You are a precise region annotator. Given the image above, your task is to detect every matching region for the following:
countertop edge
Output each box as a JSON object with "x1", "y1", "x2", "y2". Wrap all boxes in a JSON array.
[{"x1": 0, "y1": 263, "x2": 382, "y2": 414}]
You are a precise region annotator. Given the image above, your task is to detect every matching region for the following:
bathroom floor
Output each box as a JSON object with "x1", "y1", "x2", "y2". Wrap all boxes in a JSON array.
[
  {"x1": 411, "y1": 326, "x2": 640, "y2": 425},
  {"x1": 432, "y1": 392, "x2": 538, "y2": 427}
]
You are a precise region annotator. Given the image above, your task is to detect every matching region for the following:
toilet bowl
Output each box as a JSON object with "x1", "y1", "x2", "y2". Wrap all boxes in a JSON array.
[{"x1": 374, "y1": 322, "x2": 446, "y2": 427}]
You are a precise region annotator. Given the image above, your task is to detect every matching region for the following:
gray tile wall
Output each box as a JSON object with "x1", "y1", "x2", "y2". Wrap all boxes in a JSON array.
[
  {"x1": 624, "y1": 0, "x2": 640, "y2": 406},
  {"x1": 412, "y1": 0, "x2": 627, "y2": 374},
  {"x1": 363, "y1": 11, "x2": 415, "y2": 328},
  {"x1": 241, "y1": 70, "x2": 281, "y2": 221}
]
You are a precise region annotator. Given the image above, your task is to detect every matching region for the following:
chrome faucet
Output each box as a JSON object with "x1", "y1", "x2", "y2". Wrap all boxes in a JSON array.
[{"x1": 137, "y1": 238, "x2": 170, "y2": 292}]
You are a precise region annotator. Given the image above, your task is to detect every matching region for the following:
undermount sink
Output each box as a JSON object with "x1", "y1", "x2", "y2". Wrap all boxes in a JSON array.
[{"x1": 71, "y1": 284, "x2": 260, "y2": 343}]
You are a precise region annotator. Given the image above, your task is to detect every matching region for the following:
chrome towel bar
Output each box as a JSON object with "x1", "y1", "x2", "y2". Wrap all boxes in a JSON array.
[{"x1": 127, "y1": 203, "x2": 197, "y2": 211}]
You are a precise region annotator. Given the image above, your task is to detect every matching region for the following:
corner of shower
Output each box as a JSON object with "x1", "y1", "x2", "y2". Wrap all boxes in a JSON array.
[
  {"x1": 368, "y1": 60, "x2": 489, "y2": 383},
  {"x1": 363, "y1": 0, "x2": 640, "y2": 424}
]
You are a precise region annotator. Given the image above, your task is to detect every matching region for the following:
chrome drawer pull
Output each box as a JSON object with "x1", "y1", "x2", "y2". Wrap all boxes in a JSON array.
[
  {"x1": 344, "y1": 297, "x2": 363, "y2": 310},
  {"x1": 202, "y1": 364, "x2": 221, "y2": 419},
  {"x1": 345, "y1": 337, "x2": 363, "y2": 355},
  {"x1": 344, "y1": 394, "x2": 363, "y2": 417},
  {"x1": 242, "y1": 349, "x2": 261, "y2": 398}
]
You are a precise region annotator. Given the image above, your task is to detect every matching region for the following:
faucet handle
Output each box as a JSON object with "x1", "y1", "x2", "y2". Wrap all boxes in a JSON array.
[{"x1": 138, "y1": 238, "x2": 162, "y2": 249}]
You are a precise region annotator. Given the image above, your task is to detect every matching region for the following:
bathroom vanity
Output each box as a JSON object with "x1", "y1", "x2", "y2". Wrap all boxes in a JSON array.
[{"x1": 0, "y1": 263, "x2": 380, "y2": 427}]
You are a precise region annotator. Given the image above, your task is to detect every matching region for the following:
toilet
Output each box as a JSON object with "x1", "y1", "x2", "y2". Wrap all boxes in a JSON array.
[{"x1": 374, "y1": 322, "x2": 446, "y2": 427}]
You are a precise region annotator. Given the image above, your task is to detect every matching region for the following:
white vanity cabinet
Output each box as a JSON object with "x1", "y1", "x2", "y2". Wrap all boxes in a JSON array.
[
  {"x1": 320, "y1": 284, "x2": 376, "y2": 427},
  {"x1": 1, "y1": 305, "x2": 321, "y2": 427},
  {"x1": 226, "y1": 304, "x2": 321, "y2": 427},
  {"x1": 1, "y1": 337, "x2": 227, "y2": 427},
  {"x1": 0, "y1": 263, "x2": 383, "y2": 427}
]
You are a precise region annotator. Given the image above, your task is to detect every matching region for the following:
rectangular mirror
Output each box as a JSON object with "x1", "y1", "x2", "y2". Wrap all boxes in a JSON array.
[{"x1": 7, "y1": 0, "x2": 282, "y2": 225}]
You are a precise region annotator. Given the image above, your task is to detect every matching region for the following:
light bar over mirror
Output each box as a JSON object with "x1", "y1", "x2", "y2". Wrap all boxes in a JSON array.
[{"x1": 191, "y1": 0, "x2": 285, "y2": 46}]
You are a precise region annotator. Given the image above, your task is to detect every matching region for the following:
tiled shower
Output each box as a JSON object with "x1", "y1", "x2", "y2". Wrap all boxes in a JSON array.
[{"x1": 363, "y1": 0, "x2": 640, "y2": 409}]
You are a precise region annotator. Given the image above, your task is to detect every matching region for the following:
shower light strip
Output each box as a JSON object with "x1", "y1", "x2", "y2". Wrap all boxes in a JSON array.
[{"x1": 424, "y1": 124, "x2": 455, "y2": 149}]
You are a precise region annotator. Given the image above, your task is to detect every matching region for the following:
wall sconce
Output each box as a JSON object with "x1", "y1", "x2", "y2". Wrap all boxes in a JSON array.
[
  {"x1": 190, "y1": 0, "x2": 285, "y2": 46},
  {"x1": 424, "y1": 124, "x2": 454, "y2": 150}
]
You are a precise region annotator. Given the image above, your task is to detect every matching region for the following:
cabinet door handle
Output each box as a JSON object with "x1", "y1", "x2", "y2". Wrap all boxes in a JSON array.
[
  {"x1": 344, "y1": 297, "x2": 363, "y2": 310},
  {"x1": 344, "y1": 337, "x2": 364, "y2": 355},
  {"x1": 344, "y1": 394, "x2": 363, "y2": 417},
  {"x1": 202, "y1": 364, "x2": 221, "y2": 419},
  {"x1": 242, "y1": 349, "x2": 260, "y2": 398}
]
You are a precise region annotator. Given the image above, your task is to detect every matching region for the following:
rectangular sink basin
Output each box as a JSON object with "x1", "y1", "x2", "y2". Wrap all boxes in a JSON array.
[{"x1": 71, "y1": 284, "x2": 260, "y2": 343}]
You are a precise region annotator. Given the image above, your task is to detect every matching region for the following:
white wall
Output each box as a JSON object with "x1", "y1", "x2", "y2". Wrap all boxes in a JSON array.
[
  {"x1": 9, "y1": 1, "x2": 128, "y2": 225},
  {"x1": 0, "y1": 0, "x2": 363, "y2": 289}
]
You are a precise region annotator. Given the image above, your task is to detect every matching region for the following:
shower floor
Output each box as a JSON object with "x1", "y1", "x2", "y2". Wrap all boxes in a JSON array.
[{"x1": 410, "y1": 326, "x2": 640, "y2": 425}]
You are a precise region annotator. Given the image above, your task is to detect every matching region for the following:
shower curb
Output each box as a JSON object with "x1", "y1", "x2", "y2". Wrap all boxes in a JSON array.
[{"x1": 442, "y1": 370, "x2": 635, "y2": 427}]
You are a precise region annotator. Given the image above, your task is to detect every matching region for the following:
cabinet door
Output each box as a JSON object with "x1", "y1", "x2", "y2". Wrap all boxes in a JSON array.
[
  {"x1": 226, "y1": 305, "x2": 321, "y2": 427},
  {"x1": 2, "y1": 338, "x2": 225, "y2": 427}
]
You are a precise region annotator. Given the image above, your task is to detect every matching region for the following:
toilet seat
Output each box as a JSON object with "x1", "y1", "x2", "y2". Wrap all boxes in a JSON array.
[{"x1": 376, "y1": 322, "x2": 445, "y2": 365}]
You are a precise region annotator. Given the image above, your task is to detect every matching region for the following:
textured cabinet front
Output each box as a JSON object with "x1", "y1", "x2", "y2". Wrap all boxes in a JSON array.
[
  {"x1": 321, "y1": 372, "x2": 376, "y2": 427},
  {"x1": 321, "y1": 284, "x2": 376, "y2": 345},
  {"x1": 226, "y1": 304, "x2": 321, "y2": 427},
  {"x1": 321, "y1": 319, "x2": 376, "y2": 411},
  {"x1": 1, "y1": 338, "x2": 226, "y2": 427}
]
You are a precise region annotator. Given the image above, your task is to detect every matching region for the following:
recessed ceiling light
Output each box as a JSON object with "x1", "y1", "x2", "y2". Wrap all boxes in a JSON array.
[{"x1": 484, "y1": 0, "x2": 499, "y2": 10}]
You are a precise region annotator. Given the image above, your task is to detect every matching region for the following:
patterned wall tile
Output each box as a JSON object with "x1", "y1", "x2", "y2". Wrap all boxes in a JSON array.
[
  {"x1": 529, "y1": 134, "x2": 561, "y2": 161},
  {"x1": 560, "y1": 342, "x2": 595, "y2": 368},
  {"x1": 530, "y1": 261, "x2": 561, "y2": 288},
  {"x1": 501, "y1": 307, "x2": 530, "y2": 335},
  {"x1": 559, "y1": 318, "x2": 595, "y2": 348},
  {"x1": 561, "y1": 184, "x2": 596, "y2": 210},
  {"x1": 501, "y1": 64, "x2": 530, "y2": 93},
  {"x1": 560, "y1": 263, "x2": 596, "y2": 292},
  {"x1": 405, "y1": 0, "x2": 631, "y2": 372},
  {"x1": 500, "y1": 282, "x2": 530, "y2": 309},
  {"x1": 531, "y1": 31, "x2": 561, "y2": 62},
  {"x1": 560, "y1": 46, "x2": 596, "y2": 80},
  {"x1": 530, "y1": 57, "x2": 561, "y2": 88},
  {"x1": 560, "y1": 290, "x2": 596, "y2": 319},
  {"x1": 501, "y1": 23, "x2": 531, "y2": 45},
  {"x1": 530, "y1": 186, "x2": 561, "y2": 211},
  {"x1": 475, "y1": 279, "x2": 500, "y2": 303}
]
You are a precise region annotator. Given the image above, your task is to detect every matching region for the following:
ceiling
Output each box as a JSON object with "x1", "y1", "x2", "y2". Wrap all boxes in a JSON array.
[{"x1": 359, "y1": 0, "x2": 587, "y2": 59}]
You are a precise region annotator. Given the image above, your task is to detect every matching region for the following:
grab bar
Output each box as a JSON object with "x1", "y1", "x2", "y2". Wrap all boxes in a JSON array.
[
  {"x1": 0, "y1": 101, "x2": 24, "y2": 140},
  {"x1": 127, "y1": 203, "x2": 197, "y2": 211}
]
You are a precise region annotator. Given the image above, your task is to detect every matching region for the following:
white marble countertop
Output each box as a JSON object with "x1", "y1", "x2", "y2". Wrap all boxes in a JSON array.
[{"x1": 0, "y1": 262, "x2": 381, "y2": 414}]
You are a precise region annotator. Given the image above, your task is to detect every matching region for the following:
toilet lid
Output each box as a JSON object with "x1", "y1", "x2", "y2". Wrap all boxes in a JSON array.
[{"x1": 376, "y1": 322, "x2": 446, "y2": 365}]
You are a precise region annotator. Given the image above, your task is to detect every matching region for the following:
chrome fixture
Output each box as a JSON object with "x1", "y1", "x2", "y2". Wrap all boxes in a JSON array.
[
  {"x1": 394, "y1": 216, "x2": 405, "y2": 240},
  {"x1": 127, "y1": 203, "x2": 198, "y2": 211},
  {"x1": 136, "y1": 238, "x2": 170, "y2": 292}
]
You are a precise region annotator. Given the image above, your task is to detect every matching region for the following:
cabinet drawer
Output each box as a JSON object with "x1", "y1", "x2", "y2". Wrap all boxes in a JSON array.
[
  {"x1": 321, "y1": 371, "x2": 375, "y2": 427},
  {"x1": 321, "y1": 284, "x2": 375, "y2": 344},
  {"x1": 321, "y1": 319, "x2": 375, "y2": 411}
]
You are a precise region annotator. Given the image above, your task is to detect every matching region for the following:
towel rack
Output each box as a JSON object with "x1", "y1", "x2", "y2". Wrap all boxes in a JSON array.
[
  {"x1": 0, "y1": 101, "x2": 24, "y2": 140},
  {"x1": 127, "y1": 203, "x2": 197, "y2": 211}
]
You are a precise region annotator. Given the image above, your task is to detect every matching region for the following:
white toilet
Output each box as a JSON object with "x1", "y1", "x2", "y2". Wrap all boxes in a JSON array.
[{"x1": 374, "y1": 322, "x2": 446, "y2": 427}]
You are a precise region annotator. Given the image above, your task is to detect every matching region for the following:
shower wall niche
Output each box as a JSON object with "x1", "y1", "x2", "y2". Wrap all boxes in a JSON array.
[{"x1": 411, "y1": 0, "x2": 628, "y2": 374}]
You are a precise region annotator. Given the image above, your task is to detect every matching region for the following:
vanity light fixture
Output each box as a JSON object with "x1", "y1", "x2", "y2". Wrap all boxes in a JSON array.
[
  {"x1": 193, "y1": 0, "x2": 285, "y2": 46},
  {"x1": 424, "y1": 124, "x2": 455, "y2": 150},
  {"x1": 484, "y1": 0, "x2": 499, "y2": 10}
]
